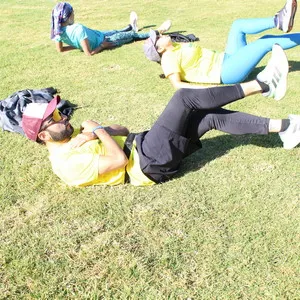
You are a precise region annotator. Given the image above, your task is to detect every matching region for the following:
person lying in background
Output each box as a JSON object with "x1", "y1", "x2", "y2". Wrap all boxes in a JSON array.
[
  {"x1": 51, "y1": 2, "x2": 171, "y2": 56},
  {"x1": 143, "y1": 0, "x2": 299, "y2": 89}
]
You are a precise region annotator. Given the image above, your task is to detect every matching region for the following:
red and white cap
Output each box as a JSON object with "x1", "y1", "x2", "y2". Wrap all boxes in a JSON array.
[{"x1": 22, "y1": 95, "x2": 60, "y2": 141}]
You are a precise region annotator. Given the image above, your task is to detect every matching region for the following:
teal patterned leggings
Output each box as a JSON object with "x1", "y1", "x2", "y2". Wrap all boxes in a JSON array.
[{"x1": 104, "y1": 30, "x2": 150, "y2": 47}]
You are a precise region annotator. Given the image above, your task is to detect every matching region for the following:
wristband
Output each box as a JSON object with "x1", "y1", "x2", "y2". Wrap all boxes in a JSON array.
[{"x1": 92, "y1": 125, "x2": 104, "y2": 134}]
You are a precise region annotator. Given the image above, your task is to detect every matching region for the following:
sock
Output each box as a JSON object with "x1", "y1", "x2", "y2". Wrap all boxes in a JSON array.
[
  {"x1": 256, "y1": 79, "x2": 270, "y2": 93},
  {"x1": 280, "y1": 119, "x2": 290, "y2": 132}
]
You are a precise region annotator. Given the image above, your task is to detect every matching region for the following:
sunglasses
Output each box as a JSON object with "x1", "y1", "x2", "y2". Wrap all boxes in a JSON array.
[{"x1": 40, "y1": 109, "x2": 67, "y2": 132}]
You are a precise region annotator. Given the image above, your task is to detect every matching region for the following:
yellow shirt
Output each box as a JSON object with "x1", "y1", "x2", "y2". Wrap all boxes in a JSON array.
[
  {"x1": 161, "y1": 43, "x2": 224, "y2": 84},
  {"x1": 49, "y1": 135, "x2": 154, "y2": 187}
]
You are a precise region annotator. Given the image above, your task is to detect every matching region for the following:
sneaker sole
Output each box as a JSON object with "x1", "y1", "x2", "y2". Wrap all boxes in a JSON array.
[
  {"x1": 274, "y1": 71, "x2": 288, "y2": 100},
  {"x1": 258, "y1": 44, "x2": 289, "y2": 100},
  {"x1": 286, "y1": 0, "x2": 297, "y2": 32},
  {"x1": 130, "y1": 12, "x2": 138, "y2": 32},
  {"x1": 272, "y1": 44, "x2": 289, "y2": 100},
  {"x1": 157, "y1": 20, "x2": 172, "y2": 34},
  {"x1": 280, "y1": 133, "x2": 300, "y2": 149},
  {"x1": 279, "y1": 115, "x2": 300, "y2": 149}
]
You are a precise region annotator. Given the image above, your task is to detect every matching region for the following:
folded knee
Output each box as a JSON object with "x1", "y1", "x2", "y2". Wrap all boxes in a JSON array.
[{"x1": 231, "y1": 18, "x2": 246, "y2": 29}]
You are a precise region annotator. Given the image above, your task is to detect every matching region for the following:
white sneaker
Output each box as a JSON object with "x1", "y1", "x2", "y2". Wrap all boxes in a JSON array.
[
  {"x1": 157, "y1": 20, "x2": 172, "y2": 34},
  {"x1": 275, "y1": 0, "x2": 297, "y2": 33},
  {"x1": 130, "y1": 11, "x2": 138, "y2": 32},
  {"x1": 257, "y1": 44, "x2": 289, "y2": 101},
  {"x1": 279, "y1": 114, "x2": 300, "y2": 149}
]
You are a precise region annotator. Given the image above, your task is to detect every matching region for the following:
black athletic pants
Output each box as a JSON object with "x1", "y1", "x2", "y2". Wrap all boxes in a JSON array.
[{"x1": 135, "y1": 85, "x2": 270, "y2": 183}]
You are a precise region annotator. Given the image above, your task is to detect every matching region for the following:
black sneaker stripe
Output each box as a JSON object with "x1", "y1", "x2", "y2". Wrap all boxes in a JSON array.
[
  {"x1": 272, "y1": 66, "x2": 283, "y2": 88},
  {"x1": 272, "y1": 78, "x2": 277, "y2": 88},
  {"x1": 274, "y1": 66, "x2": 282, "y2": 77}
]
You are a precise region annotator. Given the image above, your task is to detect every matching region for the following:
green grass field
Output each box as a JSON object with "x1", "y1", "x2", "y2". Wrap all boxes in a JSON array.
[{"x1": 0, "y1": 0, "x2": 299, "y2": 298}]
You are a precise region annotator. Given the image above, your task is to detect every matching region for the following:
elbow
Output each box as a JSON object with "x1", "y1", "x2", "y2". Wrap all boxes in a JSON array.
[
  {"x1": 117, "y1": 153, "x2": 129, "y2": 169},
  {"x1": 117, "y1": 156, "x2": 128, "y2": 170},
  {"x1": 122, "y1": 155, "x2": 129, "y2": 167},
  {"x1": 171, "y1": 81, "x2": 181, "y2": 90},
  {"x1": 84, "y1": 50, "x2": 93, "y2": 56},
  {"x1": 173, "y1": 81, "x2": 192, "y2": 90}
]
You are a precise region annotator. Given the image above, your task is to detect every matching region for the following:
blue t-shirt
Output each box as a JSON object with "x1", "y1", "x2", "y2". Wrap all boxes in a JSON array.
[{"x1": 55, "y1": 23, "x2": 105, "y2": 50}]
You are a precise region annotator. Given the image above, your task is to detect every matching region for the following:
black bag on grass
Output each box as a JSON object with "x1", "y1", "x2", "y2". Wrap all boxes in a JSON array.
[{"x1": 169, "y1": 32, "x2": 199, "y2": 43}]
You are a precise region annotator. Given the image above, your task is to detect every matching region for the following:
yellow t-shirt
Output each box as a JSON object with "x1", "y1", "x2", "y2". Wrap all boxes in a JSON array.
[
  {"x1": 161, "y1": 43, "x2": 224, "y2": 84},
  {"x1": 49, "y1": 135, "x2": 154, "y2": 187}
]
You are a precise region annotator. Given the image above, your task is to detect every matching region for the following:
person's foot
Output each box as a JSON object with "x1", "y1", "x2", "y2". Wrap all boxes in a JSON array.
[
  {"x1": 130, "y1": 11, "x2": 138, "y2": 32},
  {"x1": 275, "y1": 0, "x2": 297, "y2": 33},
  {"x1": 256, "y1": 44, "x2": 289, "y2": 101},
  {"x1": 157, "y1": 20, "x2": 172, "y2": 34},
  {"x1": 279, "y1": 115, "x2": 300, "y2": 149}
]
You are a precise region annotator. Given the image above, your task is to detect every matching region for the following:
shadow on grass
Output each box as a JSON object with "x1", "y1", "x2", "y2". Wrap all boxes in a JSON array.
[
  {"x1": 177, "y1": 133, "x2": 282, "y2": 178},
  {"x1": 139, "y1": 25, "x2": 156, "y2": 30},
  {"x1": 138, "y1": 25, "x2": 186, "y2": 35},
  {"x1": 247, "y1": 60, "x2": 300, "y2": 81},
  {"x1": 288, "y1": 60, "x2": 300, "y2": 72}
]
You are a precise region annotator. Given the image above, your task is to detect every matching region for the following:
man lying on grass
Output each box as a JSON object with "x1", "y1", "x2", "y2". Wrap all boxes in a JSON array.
[{"x1": 22, "y1": 45, "x2": 299, "y2": 187}]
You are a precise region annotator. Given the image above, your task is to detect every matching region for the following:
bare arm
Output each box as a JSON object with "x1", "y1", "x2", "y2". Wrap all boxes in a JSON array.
[
  {"x1": 81, "y1": 120, "x2": 128, "y2": 175},
  {"x1": 80, "y1": 38, "x2": 92, "y2": 56},
  {"x1": 90, "y1": 41, "x2": 116, "y2": 55},
  {"x1": 71, "y1": 124, "x2": 129, "y2": 149},
  {"x1": 168, "y1": 72, "x2": 216, "y2": 89},
  {"x1": 104, "y1": 124, "x2": 129, "y2": 136},
  {"x1": 80, "y1": 39, "x2": 116, "y2": 56},
  {"x1": 55, "y1": 41, "x2": 76, "y2": 53}
]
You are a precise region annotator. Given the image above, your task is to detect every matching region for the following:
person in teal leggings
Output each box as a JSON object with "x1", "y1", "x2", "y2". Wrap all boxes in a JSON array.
[
  {"x1": 222, "y1": 0, "x2": 299, "y2": 83},
  {"x1": 144, "y1": 0, "x2": 299, "y2": 89}
]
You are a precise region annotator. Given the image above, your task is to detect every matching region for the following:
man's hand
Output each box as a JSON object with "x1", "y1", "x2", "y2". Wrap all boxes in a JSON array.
[
  {"x1": 80, "y1": 120, "x2": 101, "y2": 133},
  {"x1": 70, "y1": 132, "x2": 96, "y2": 148}
]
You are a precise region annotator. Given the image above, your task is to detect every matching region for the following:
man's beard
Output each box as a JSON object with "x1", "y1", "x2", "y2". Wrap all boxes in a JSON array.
[{"x1": 47, "y1": 124, "x2": 74, "y2": 142}]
